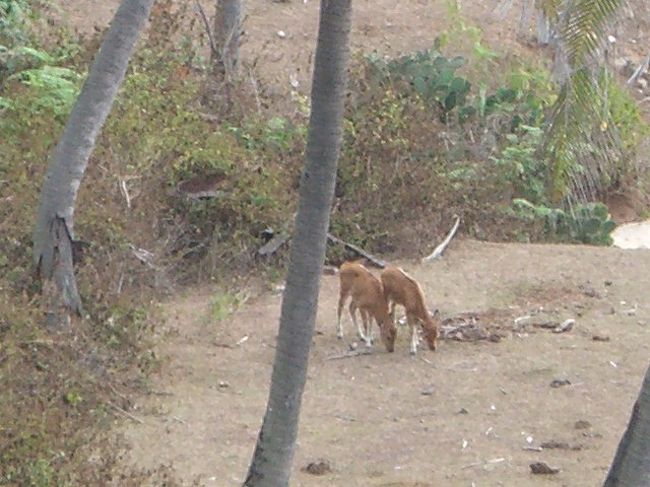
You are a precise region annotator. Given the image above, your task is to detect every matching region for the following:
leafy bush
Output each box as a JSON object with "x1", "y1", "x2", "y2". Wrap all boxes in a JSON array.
[
  {"x1": 491, "y1": 125, "x2": 548, "y2": 203},
  {"x1": 3, "y1": 64, "x2": 81, "y2": 117},
  {"x1": 513, "y1": 199, "x2": 616, "y2": 245},
  {"x1": 1, "y1": 1, "x2": 82, "y2": 120},
  {"x1": 0, "y1": 0, "x2": 29, "y2": 45},
  {"x1": 368, "y1": 48, "x2": 471, "y2": 122}
]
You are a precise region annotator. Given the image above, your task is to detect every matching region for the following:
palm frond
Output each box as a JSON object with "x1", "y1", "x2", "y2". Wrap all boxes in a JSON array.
[
  {"x1": 542, "y1": 0, "x2": 628, "y2": 203},
  {"x1": 560, "y1": 0, "x2": 622, "y2": 66}
]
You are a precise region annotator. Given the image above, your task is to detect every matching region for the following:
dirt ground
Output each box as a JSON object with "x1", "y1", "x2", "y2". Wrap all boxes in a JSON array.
[{"x1": 115, "y1": 239, "x2": 650, "y2": 486}]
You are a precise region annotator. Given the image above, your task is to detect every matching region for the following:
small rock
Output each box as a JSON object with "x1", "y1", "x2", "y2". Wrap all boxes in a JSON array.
[
  {"x1": 421, "y1": 387, "x2": 435, "y2": 396},
  {"x1": 604, "y1": 280, "x2": 613, "y2": 286},
  {"x1": 553, "y1": 319, "x2": 575, "y2": 333},
  {"x1": 530, "y1": 462, "x2": 560, "y2": 475},
  {"x1": 276, "y1": 30, "x2": 287, "y2": 38},
  {"x1": 623, "y1": 307, "x2": 637, "y2": 316},
  {"x1": 614, "y1": 58, "x2": 635, "y2": 77},
  {"x1": 579, "y1": 283, "x2": 599, "y2": 298},
  {"x1": 574, "y1": 420, "x2": 591, "y2": 430},
  {"x1": 592, "y1": 335, "x2": 610, "y2": 342},
  {"x1": 458, "y1": 407, "x2": 469, "y2": 415},
  {"x1": 302, "y1": 460, "x2": 332, "y2": 476},
  {"x1": 218, "y1": 381, "x2": 230, "y2": 388},
  {"x1": 322, "y1": 265, "x2": 338, "y2": 276},
  {"x1": 540, "y1": 440, "x2": 570, "y2": 450},
  {"x1": 614, "y1": 58, "x2": 628, "y2": 69},
  {"x1": 550, "y1": 378, "x2": 571, "y2": 388},
  {"x1": 581, "y1": 431, "x2": 603, "y2": 439},
  {"x1": 527, "y1": 313, "x2": 558, "y2": 328}
]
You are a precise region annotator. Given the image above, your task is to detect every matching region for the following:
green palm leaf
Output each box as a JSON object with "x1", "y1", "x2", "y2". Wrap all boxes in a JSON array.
[{"x1": 541, "y1": 0, "x2": 627, "y2": 202}]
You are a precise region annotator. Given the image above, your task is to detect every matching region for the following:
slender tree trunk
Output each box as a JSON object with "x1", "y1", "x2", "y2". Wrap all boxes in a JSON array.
[
  {"x1": 536, "y1": 8, "x2": 552, "y2": 45},
  {"x1": 603, "y1": 365, "x2": 650, "y2": 486},
  {"x1": 209, "y1": 0, "x2": 241, "y2": 110},
  {"x1": 212, "y1": 0, "x2": 241, "y2": 78},
  {"x1": 244, "y1": 0, "x2": 352, "y2": 484},
  {"x1": 32, "y1": 0, "x2": 154, "y2": 324}
]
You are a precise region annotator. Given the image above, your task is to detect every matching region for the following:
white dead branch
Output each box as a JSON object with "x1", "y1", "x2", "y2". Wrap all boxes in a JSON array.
[{"x1": 422, "y1": 216, "x2": 461, "y2": 263}]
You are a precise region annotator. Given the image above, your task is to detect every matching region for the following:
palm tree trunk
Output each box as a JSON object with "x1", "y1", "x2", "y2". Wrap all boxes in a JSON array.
[
  {"x1": 32, "y1": 0, "x2": 154, "y2": 324},
  {"x1": 603, "y1": 365, "x2": 650, "y2": 486},
  {"x1": 243, "y1": 0, "x2": 352, "y2": 484}
]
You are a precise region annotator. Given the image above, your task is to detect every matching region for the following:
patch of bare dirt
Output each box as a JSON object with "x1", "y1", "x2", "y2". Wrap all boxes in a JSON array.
[{"x1": 116, "y1": 240, "x2": 649, "y2": 486}]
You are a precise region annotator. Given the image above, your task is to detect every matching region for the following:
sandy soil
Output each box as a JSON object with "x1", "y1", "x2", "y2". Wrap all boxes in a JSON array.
[
  {"x1": 612, "y1": 219, "x2": 650, "y2": 249},
  {"x1": 117, "y1": 239, "x2": 649, "y2": 486}
]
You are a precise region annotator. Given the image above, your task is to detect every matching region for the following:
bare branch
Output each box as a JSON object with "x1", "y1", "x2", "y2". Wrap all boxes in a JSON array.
[
  {"x1": 422, "y1": 216, "x2": 461, "y2": 263},
  {"x1": 327, "y1": 233, "x2": 386, "y2": 268},
  {"x1": 193, "y1": 0, "x2": 217, "y2": 56}
]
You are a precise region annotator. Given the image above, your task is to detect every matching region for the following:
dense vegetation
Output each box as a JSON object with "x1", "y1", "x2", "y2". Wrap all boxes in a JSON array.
[{"x1": 1, "y1": 0, "x2": 648, "y2": 483}]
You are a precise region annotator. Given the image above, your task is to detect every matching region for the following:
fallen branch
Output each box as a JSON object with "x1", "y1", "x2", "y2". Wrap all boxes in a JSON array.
[
  {"x1": 627, "y1": 55, "x2": 650, "y2": 85},
  {"x1": 258, "y1": 233, "x2": 290, "y2": 257},
  {"x1": 107, "y1": 401, "x2": 144, "y2": 424},
  {"x1": 333, "y1": 414, "x2": 357, "y2": 422},
  {"x1": 524, "y1": 446, "x2": 543, "y2": 452},
  {"x1": 326, "y1": 349, "x2": 373, "y2": 361},
  {"x1": 18, "y1": 339, "x2": 55, "y2": 347},
  {"x1": 197, "y1": 111, "x2": 220, "y2": 123},
  {"x1": 213, "y1": 335, "x2": 249, "y2": 349},
  {"x1": 129, "y1": 244, "x2": 155, "y2": 268},
  {"x1": 327, "y1": 233, "x2": 386, "y2": 268},
  {"x1": 119, "y1": 179, "x2": 131, "y2": 209},
  {"x1": 422, "y1": 216, "x2": 460, "y2": 263}
]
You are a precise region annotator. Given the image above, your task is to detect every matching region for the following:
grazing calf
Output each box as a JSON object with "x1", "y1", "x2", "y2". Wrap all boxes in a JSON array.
[
  {"x1": 380, "y1": 266, "x2": 439, "y2": 354},
  {"x1": 337, "y1": 261, "x2": 396, "y2": 352}
]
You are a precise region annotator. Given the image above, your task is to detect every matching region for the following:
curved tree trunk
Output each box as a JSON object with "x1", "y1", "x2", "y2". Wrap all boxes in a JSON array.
[
  {"x1": 243, "y1": 0, "x2": 352, "y2": 484},
  {"x1": 32, "y1": 0, "x2": 154, "y2": 325},
  {"x1": 603, "y1": 365, "x2": 650, "y2": 486}
]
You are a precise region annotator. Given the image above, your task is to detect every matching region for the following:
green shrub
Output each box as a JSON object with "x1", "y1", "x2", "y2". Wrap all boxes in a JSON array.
[
  {"x1": 513, "y1": 199, "x2": 616, "y2": 245},
  {"x1": 491, "y1": 125, "x2": 549, "y2": 203}
]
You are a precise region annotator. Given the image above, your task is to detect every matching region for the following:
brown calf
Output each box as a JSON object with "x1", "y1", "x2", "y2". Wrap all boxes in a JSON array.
[
  {"x1": 380, "y1": 266, "x2": 439, "y2": 354},
  {"x1": 337, "y1": 261, "x2": 396, "y2": 352}
]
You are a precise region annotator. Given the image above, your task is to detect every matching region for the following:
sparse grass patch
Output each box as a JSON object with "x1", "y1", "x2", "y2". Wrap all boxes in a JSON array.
[{"x1": 210, "y1": 289, "x2": 250, "y2": 323}]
